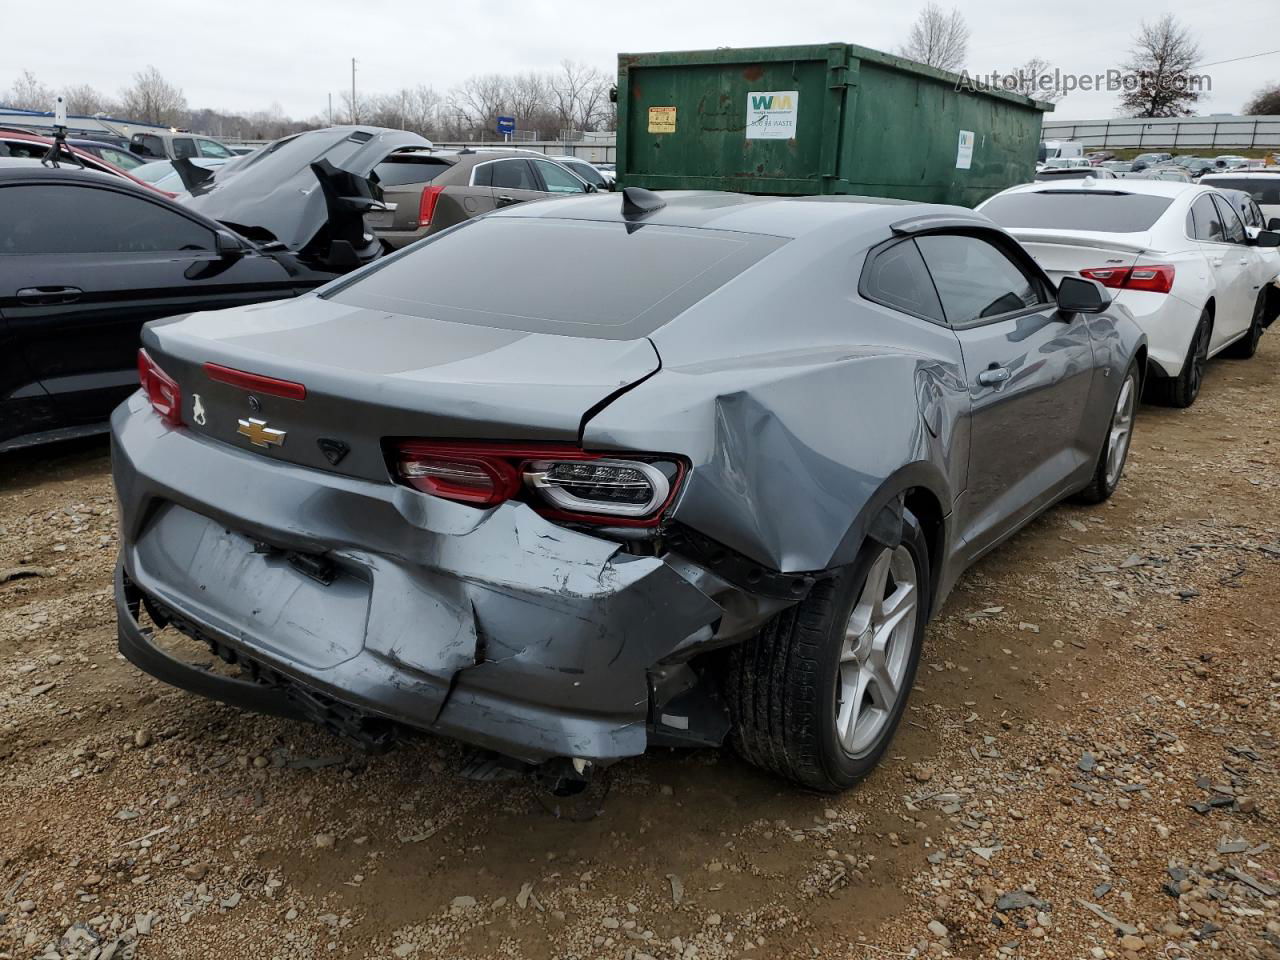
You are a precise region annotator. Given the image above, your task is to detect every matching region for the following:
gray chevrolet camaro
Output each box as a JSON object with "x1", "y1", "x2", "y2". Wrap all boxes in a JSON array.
[{"x1": 112, "y1": 188, "x2": 1145, "y2": 793}]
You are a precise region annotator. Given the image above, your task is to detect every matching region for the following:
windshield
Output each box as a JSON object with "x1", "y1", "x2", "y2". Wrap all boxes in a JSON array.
[
  {"x1": 983, "y1": 191, "x2": 1175, "y2": 232},
  {"x1": 1204, "y1": 177, "x2": 1280, "y2": 205},
  {"x1": 325, "y1": 217, "x2": 785, "y2": 340}
]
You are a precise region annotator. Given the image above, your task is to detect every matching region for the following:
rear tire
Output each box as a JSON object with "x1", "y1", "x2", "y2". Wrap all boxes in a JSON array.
[
  {"x1": 1148, "y1": 309, "x2": 1210, "y2": 408},
  {"x1": 726, "y1": 509, "x2": 930, "y2": 792},
  {"x1": 1073, "y1": 361, "x2": 1139, "y2": 504},
  {"x1": 1223, "y1": 291, "x2": 1267, "y2": 359}
]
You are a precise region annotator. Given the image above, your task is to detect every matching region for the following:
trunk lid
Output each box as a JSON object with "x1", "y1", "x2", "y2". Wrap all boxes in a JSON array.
[
  {"x1": 141, "y1": 295, "x2": 660, "y2": 483},
  {"x1": 1007, "y1": 228, "x2": 1150, "y2": 283}
]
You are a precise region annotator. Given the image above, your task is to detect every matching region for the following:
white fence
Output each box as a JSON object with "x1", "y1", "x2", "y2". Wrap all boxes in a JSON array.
[{"x1": 1041, "y1": 115, "x2": 1280, "y2": 151}]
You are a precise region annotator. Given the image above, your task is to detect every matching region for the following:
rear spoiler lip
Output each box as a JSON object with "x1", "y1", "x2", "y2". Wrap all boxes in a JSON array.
[{"x1": 1001, "y1": 228, "x2": 1151, "y2": 255}]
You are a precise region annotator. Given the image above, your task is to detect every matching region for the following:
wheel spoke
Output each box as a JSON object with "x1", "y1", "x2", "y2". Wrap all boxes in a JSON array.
[{"x1": 859, "y1": 549, "x2": 893, "y2": 620}]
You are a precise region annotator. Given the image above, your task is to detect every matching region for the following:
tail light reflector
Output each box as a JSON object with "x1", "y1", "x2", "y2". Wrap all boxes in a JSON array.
[
  {"x1": 391, "y1": 441, "x2": 683, "y2": 527},
  {"x1": 1079, "y1": 264, "x2": 1175, "y2": 294},
  {"x1": 137, "y1": 349, "x2": 182, "y2": 426},
  {"x1": 418, "y1": 185, "x2": 445, "y2": 226}
]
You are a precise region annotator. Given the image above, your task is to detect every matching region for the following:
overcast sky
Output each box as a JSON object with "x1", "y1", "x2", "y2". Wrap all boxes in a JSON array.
[{"x1": 5, "y1": 0, "x2": 1277, "y2": 121}]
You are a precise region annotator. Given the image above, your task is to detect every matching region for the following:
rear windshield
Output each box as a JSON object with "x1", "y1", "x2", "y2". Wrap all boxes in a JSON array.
[
  {"x1": 1203, "y1": 178, "x2": 1280, "y2": 205},
  {"x1": 373, "y1": 157, "x2": 453, "y2": 187},
  {"x1": 983, "y1": 191, "x2": 1174, "y2": 232},
  {"x1": 326, "y1": 217, "x2": 784, "y2": 340}
]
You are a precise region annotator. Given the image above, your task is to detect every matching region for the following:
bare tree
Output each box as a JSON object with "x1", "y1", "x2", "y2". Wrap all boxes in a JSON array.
[
  {"x1": 4, "y1": 69, "x2": 55, "y2": 110},
  {"x1": 549, "y1": 61, "x2": 612, "y2": 134},
  {"x1": 119, "y1": 66, "x2": 188, "y2": 127},
  {"x1": 62, "y1": 83, "x2": 117, "y2": 116},
  {"x1": 899, "y1": 4, "x2": 969, "y2": 73},
  {"x1": 448, "y1": 73, "x2": 509, "y2": 136},
  {"x1": 1117, "y1": 15, "x2": 1204, "y2": 118},
  {"x1": 1243, "y1": 83, "x2": 1280, "y2": 116},
  {"x1": 1011, "y1": 57, "x2": 1066, "y2": 104}
]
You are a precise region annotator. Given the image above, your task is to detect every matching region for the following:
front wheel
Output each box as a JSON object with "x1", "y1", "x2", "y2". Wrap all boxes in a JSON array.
[
  {"x1": 1073, "y1": 361, "x2": 1139, "y2": 504},
  {"x1": 726, "y1": 509, "x2": 930, "y2": 792}
]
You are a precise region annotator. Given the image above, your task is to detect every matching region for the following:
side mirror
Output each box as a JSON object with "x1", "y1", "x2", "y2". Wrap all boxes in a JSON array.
[
  {"x1": 584, "y1": 182, "x2": 598, "y2": 193},
  {"x1": 1256, "y1": 230, "x2": 1280, "y2": 248},
  {"x1": 215, "y1": 229, "x2": 244, "y2": 257},
  {"x1": 1057, "y1": 275, "x2": 1112, "y2": 315}
]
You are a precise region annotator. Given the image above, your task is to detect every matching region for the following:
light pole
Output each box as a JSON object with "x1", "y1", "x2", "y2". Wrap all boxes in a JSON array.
[{"x1": 351, "y1": 58, "x2": 357, "y2": 124}]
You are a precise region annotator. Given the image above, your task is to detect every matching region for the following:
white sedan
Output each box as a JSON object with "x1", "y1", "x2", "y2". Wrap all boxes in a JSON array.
[{"x1": 979, "y1": 179, "x2": 1280, "y2": 407}]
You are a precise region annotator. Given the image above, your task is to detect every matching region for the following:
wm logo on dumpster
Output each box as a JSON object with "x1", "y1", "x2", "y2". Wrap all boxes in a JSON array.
[{"x1": 750, "y1": 94, "x2": 794, "y2": 110}]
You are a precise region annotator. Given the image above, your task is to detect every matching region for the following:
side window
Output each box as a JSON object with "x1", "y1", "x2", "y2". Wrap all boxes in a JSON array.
[
  {"x1": 860, "y1": 239, "x2": 944, "y2": 322},
  {"x1": 197, "y1": 139, "x2": 234, "y2": 159},
  {"x1": 1191, "y1": 194, "x2": 1225, "y2": 242},
  {"x1": 533, "y1": 159, "x2": 587, "y2": 194},
  {"x1": 565, "y1": 160, "x2": 605, "y2": 187},
  {"x1": 101, "y1": 147, "x2": 143, "y2": 170},
  {"x1": 915, "y1": 234, "x2": 1047, "y2": 326},
  {"x1": 171, "y1": 138, "x2": 197, "y2": 159},
  {"x1": 133, "y1": 135, "x2": 164, "y2": 158},
  {"x1": 490, "y1": 159, "x2": 537, "y2": 191},
  {"x1": 0, "y1": 184, "x2": 214, "y2": 255},
  {"x1": 1245, "y1": 201, "x2": 1264, "y2": 228},
  {"x1": 471, "y1": 162, "x2": 492, "y2": 187},
  {"x1": 1211, "y1": 195, "x2": 1247, "y2": 244}
]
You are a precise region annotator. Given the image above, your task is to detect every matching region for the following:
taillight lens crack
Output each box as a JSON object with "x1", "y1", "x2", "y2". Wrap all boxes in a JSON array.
[{"x1": 138, "y1": 349, "x2": 183, "y2": 427}]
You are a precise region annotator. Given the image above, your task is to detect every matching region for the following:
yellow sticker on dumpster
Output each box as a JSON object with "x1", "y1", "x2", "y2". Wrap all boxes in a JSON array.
[{"x1": 648, "y1": 106, "x2": 677, "y2": 134}]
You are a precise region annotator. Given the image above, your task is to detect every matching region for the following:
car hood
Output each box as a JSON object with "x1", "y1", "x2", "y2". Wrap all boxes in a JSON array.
[{"x1": 178, "y1": 126, "x2": 432, "y2": 254}]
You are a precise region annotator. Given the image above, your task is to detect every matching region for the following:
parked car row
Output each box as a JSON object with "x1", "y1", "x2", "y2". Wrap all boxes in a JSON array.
[{"x1": 0, "y1": 126, "x2": 618, "y2": 451}]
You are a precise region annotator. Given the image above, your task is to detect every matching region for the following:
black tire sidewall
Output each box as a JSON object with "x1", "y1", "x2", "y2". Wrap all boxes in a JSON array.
[{"x1": 811, "y1": 511, "x2": 931, "y2": 789}]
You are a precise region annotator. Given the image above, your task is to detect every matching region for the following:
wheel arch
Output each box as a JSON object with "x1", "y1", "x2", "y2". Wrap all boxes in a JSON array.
[{"x1": 829, "y1": 462, "x2": 952, "y2": 620}]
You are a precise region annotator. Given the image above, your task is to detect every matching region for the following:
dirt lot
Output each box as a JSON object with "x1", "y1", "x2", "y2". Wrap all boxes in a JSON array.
[{"x1": 1, "y1": 343, "x2": 1278, "y2": 960}]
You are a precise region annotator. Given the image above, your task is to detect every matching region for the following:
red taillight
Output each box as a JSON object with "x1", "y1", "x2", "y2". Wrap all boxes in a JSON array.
[
  {"x1": 204, "y1": 363, "x2": 306, "y2": 400},
  {"x1": 1079, "y1": 264, "x2": 1175, "y2": 294},
  {"x1": 390, "y1": 441, "x2": 684, "y2": 527},
  {"x1": 137, "y1": 349, "x2": 183, "y2": 426},
  {"x1": 418, "y1": 185, "x2": 445, "y2": 226}
]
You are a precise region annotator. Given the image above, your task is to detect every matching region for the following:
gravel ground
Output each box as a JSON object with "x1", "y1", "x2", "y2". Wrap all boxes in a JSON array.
[{"x1": 1, "y1": 342, "x2": 1277, "y2": 960}]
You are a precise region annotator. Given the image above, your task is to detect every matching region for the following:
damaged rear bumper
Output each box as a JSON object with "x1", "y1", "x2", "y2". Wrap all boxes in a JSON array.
[{"x1": 111, "y1": 397, "x2": 764, "y2": 764}]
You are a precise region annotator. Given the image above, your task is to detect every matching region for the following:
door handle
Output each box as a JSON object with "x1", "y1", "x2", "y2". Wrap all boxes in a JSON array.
[
  {"x1": 496, "y1": 194, "x2": 519, "y2": 206},
  {"x1": 978, "y1": 366, "x2": 1011, "y2": 387},
  {"x1": 1238, "y1": 257, "x2": 1250, "y2": 266},
  {"x1": 16, "y1": 285, "x2": 82, "y2": 305},
  {"x1": 1210, "y1": 257, "x2": 1224, "y2": 266}
]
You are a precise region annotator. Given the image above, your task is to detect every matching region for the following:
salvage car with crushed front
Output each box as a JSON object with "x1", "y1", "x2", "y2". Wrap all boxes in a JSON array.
[{"x1": 111, "y1": 186, "x2": 1146, "y2": 794}]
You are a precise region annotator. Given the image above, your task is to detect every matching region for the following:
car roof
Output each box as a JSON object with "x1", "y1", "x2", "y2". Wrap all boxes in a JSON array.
[
  {"x1": 0, "y1": 162, "x2": 137, "y2": 184},
  {"x1": 491, "y1": 189, "x2": 989, "y2": 241},
  {"x1": 1201, "y1": 171, "x2": 1280, "y2": 180}
]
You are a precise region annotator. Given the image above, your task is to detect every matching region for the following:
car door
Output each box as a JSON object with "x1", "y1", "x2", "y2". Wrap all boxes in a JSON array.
[
  {"x1": 530, "y1": 158, "x2": 591, "y2": 198},
  {"x1": 0, "y1": 309, "x2": 61, "y2": 447},
  {"x1": 484, "y1": 158, "x2": 545, "y2": 209},
  {"x1": 1211, "y1": 193, "x2": 1272, "y2": 314},
  {"x1": 1189, "y1": 193, "x2": 1252, "y2": 348},
  {"x1": 915, "y1": 231, "x2": 1096, "y2": 558},
  {"x1": 0, "y1": 179, "x2": 299, "y2": 427}
]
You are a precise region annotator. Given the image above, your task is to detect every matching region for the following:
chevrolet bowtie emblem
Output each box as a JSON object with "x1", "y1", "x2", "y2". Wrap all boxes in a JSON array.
[{"x1": 237, "y1": 417, "x2": 286, "y2": 448}]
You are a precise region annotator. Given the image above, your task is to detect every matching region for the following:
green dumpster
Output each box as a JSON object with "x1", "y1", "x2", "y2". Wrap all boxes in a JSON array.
[{"x1": 616, "y1": 43, "x2": 1053, "y2": 206}]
